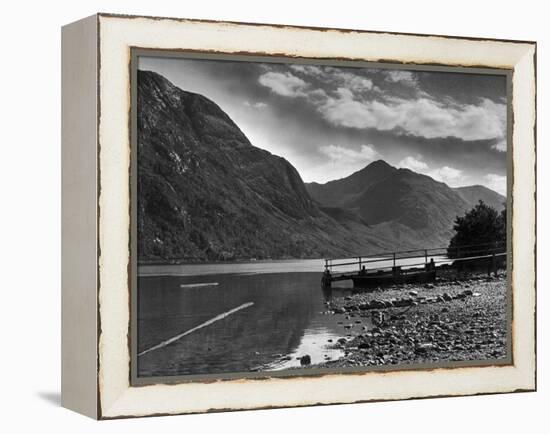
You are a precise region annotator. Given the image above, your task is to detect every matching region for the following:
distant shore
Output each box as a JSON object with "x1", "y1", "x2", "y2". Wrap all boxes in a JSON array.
[
  {"x1": 307, "y1": 271, "x2": 508, "y2": 369},
  {"x1": 137, "y1": 256, "x2": 325, "y2": 266}
]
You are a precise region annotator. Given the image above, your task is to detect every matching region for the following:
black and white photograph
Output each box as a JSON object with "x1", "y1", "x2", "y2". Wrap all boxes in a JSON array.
[{"x1": 134, "y1": 54, "x2": 510, "y2": 379}]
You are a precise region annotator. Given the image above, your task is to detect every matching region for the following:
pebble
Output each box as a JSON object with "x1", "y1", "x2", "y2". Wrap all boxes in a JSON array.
[{"x1": 300, "y1": 355, "x2": 311, "y2": 366}]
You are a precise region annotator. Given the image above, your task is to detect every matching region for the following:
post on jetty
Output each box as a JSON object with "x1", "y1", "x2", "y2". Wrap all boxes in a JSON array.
[{"x1": 321, "y1": 259, "x2": 332, "y2": 288}]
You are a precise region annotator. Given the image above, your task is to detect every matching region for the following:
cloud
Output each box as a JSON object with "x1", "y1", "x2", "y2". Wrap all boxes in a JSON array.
[
  {"x1": 492, "y1": 139, "x2": 507, "y2": 152},
  {"x1": 259, "y1": 66, "x2": 506, "y2": 144},
  {"x1": 319, "y1": 88, "x2": 379, "y2": 129},
  {"x1": 288, "y1": 66, "x2": 374, "y2": 95},
  {"x1": 289, "y1": 64, "x2": 324, "y2": 76},
  {"x1": 399, "y1": 156, "x2": 428, "y2": 171},
  {"x1": 244, "y1": 101, "x2": 267, "y2": 109},
  {"x1": 429, "y1": 166, "x2": 463, "y2": 185},
  {"x1": 320, "y1": 144, "x2": 379, "y2": 163},
  {"x1": 317, "y1": 88, "x2": 506, "y2": 142},
  {"x1": 333, "y1": 71, "x2": 374, "y2": 92},
  {"x1": 399, "y1": 97, "x2": 506, "y2": 140},
  {"x1": 485, "y1": 174, "x2": 507, "y2": 195},
  {"x1": 307, "y1": 88, "x2": 329, "y2": 103},
  {"x1": 398, "y1": 157, "x2": 464, "y2": 187},
  {"x1": 258, "y1": 71, "x2": 308, "y2": 97},
  {"x1": 276, "y1": 65, "x2": 507, "y2": 143},
  {"x1": 385, "y1": 70, "x2": 418, "y2": 87},
  {"x1": 305, "y1": 144, "x2": 380, "y2": 181}
]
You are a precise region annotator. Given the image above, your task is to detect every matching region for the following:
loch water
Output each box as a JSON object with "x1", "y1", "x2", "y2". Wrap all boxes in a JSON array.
[{"x1": 137, "y1": 257, "x2": 444, "y2": 377}]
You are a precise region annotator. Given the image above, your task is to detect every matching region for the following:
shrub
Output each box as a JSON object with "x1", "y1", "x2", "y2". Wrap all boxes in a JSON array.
[{"x1": 447, "y1": 200, "x2": 506, "y2": 258}]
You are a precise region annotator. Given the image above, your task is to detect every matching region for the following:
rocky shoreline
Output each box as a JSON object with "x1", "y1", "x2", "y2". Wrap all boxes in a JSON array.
[{"x1": 307, "y1": 272, "x2": 508, "y2": 368}]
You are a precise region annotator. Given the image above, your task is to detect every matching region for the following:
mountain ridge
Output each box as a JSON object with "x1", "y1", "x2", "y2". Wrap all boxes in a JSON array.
[
  {"x1": 138, "y1": 69, "x2": 505, "y2": 262},
  {"x1": 453, "y1": 185, "x2": 506, "y2": 211},
  {"x1": 305, "y1": 162, "x2": 505, "y2": 249}
]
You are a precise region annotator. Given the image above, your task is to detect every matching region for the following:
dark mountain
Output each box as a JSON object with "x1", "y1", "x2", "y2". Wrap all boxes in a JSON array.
[
  {"x1": 137, "y1": 70, "x2": 394, "y2": 261},
  {"x1": 349, "y1": 169, "x2": 472, "y2": 246},
  {"x1": 454, "y1": 185, "x2": 506, "y2": 211},
  {"x1": 305, "y1": 163, "x2": 505, "y2": 249},
  {"x1": 306, "y1": 160, "x2": 397, "y2": 207}
]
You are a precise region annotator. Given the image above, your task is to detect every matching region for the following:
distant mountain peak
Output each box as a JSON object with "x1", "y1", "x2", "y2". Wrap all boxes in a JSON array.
[
  {"x1": 351, "y1": 159, "x2": 395, "y2": 178},
  {"x1": 347, "y1": 159, "x2": 394, "y2": 177},
  {"x1": 366, "y1": 159, "x2": 393, "y2": 169},
  {"x1": 306, "y1": 157, "x2": 506, "y2": 247},
  {"x1": 305, "y1": 158, "x2": 397, "y2": 208}
]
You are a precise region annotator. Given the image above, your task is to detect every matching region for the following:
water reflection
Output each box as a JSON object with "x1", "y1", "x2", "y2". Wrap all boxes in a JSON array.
[{"x1": 138, "y1": 271, "x2": 351, "y2": 377}]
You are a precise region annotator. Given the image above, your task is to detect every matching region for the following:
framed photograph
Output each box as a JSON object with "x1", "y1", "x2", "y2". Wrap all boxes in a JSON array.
[{"x1": 61, "y1": 13, "x2": 536, "y2": 419}]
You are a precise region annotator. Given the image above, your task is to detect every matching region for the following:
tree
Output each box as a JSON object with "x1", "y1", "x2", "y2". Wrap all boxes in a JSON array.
[{"x1": 447, "y1": 200, "x2": 506, "y2": 258}]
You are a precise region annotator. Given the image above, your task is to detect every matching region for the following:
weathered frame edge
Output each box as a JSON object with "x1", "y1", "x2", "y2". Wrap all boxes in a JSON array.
[{"x1": 61, "y1": 13, "x2": 100, "y2": 420}]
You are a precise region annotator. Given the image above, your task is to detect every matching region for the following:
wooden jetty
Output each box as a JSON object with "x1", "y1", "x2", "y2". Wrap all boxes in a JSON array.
[{"x1": 322, "y1": 242, "x2": 507, "y2": 289}]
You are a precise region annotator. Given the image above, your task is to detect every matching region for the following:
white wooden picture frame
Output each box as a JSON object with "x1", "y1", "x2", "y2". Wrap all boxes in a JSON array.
[{"x1": 61, "y1": 13, "x2": 536, "y2": 419}]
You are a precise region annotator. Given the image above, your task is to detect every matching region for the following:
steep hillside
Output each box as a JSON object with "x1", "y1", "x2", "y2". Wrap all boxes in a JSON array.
[
  {"x1": 138, "y1": 70, "x2": 389, "y2": 261},
  {"x1": 454, "y1": 185, "x2": 506, "y2": 210}
]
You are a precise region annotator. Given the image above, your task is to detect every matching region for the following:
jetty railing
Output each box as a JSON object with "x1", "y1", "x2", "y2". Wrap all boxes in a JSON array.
[{"x1": 322, "y1": 241, "x2": 507, "y2": 287}]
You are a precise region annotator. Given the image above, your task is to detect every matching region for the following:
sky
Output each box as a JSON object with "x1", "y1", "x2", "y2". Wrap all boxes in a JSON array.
[{"x1": 139, "y1": 56, "x2": 508, "y2": 195}]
